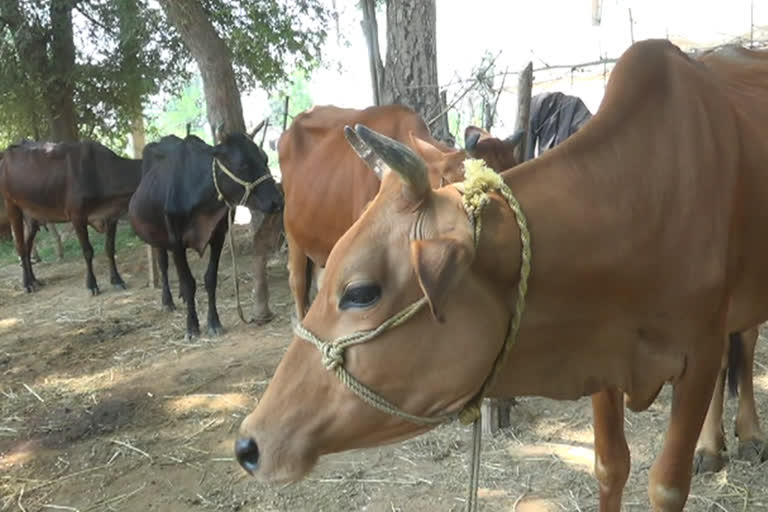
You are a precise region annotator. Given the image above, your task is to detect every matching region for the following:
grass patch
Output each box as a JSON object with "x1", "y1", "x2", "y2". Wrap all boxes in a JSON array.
[{"x1": 0, "y1": 221, "x2": 144, "y2": 267}]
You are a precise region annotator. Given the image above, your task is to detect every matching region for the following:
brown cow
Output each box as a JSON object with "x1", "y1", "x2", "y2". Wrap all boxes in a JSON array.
[
  {"x1": 279, "y1": 104, "x2": 523, "y2": 319},
  {"x1": 689, "y1": 44, "x2": 768, "y2": 475},
  {"x1": 0, "y1": 140, "x2": 142, "y2": 294},
  {"x1": 237, "y1": 40, "x2": 768, "y2": 511}
]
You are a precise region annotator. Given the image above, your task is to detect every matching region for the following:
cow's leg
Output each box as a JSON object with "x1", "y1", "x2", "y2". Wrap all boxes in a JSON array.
[
  {"x1": 734, "y1": 327, "x2": 767, "y2": 463},
  {"x1": 24, "y1": 219, "x2": 42, "y2": 286},
  {"x1": 72, "y1": 218, "x2": 99, "y2": 295},
  {"x1": 171, "y1": 246, "x2": 199, "y2": 339},
  {"x1": 26, "y1": 218, "x2": 42, "y2": 264},
  {"x1": 105, "y1": 219, "x2": 126, "y2": 289},
  {"x1": 692, "y1": 344, "x2": 727, "y2": 474},
  {"x1": 204, "y1": 221, "x2": 226, "y2": 336},
  {"x1": 592, "y1": 388, "x2": 630, "y2": 512},
  {"x1": 8, "y1": 203, "x2": 38, "y2": 292},
  {"x1": 286, "y1": 231, "x2": 310, "y2": 321},
  {"x1": 156, "y1": 248, "x2": 175, "y2": 312},
  {"x1": 647, "y1": 334, "x2": 722, "y2": 511},
  {"x1": 251, "y1": 212, "x2": 281, "y2": 324}
]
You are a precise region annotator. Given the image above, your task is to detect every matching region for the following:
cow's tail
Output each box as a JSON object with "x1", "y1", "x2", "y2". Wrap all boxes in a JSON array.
[{"x1": 727, "y1": 331, "x2": 744, "y2": 397}]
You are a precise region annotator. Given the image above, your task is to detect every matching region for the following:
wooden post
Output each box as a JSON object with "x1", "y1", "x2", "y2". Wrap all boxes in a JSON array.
[
  {"x1": 514, "y1": 62, "x2": 533, "y2": 165},
  {"x1": 592, "y1": 0, "x2": 602, "y2": 26},
  {"x1": 282, "y1": 96, "x2": 290, "y2": 131},
  {"x1": 132, "y1": 115, "x2": 157, "y2": 288},
  {"x1": 482, "y1": 61, "x2": 533, "y2": 436}
]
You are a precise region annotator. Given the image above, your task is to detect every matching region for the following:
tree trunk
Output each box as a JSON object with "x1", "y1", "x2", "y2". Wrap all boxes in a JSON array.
[
  {"x1": 360, "y1": 0, "x2": 384, "y2": 106},
  {"x1": 156, "y1": 0, "x2": 246, "y2": 139},
  {"x1": 47, "y1": 0, "x2": 78, "y2": 141},
  {"x1": 379, "y1": 0, "x2": 451, "y2": 144}
]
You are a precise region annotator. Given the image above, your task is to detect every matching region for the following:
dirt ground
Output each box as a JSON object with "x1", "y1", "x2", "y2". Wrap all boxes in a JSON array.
[{"x1": 2, "y1": 226, "x2": 768, "y2": 512}]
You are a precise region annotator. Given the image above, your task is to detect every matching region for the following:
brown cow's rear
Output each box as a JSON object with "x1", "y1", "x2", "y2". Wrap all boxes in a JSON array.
[
  {"x1": 239, "y1": 40, "x2": 768, "y2": 511},
  {"x1": 0, "y1": 141, "x2": 142, "y2": 294},
  {"x1": 279, "y1": 104, "x2": 523, "y2": 319}
]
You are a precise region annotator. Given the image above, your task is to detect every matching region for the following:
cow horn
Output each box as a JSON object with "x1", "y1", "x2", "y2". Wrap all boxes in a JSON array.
[
  {"x1": 354, "y1": 124, "x2": 429, "y2": 198},
  {"x1": 249, "y1": 119, "x2": 267, "y2": 140},
  {"x1": 344, "y1": 126, "x2": 388, "y2": 181},
  {"x1": 505, "y1": 129, "x2": 526, "y2": 148}
]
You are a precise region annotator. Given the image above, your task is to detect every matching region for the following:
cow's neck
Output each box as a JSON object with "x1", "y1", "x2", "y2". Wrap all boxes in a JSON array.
[{"x1": 478, "y1": 120, "x2": 685, "y2": 404}]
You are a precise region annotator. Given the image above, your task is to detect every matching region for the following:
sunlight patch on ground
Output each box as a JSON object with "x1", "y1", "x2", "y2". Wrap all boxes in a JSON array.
[
  {"x1": 0, "y1": 439, "x2": 40, "y2": 470},
  {"x1": 510, "y1": 498, "x2": 560, "y2": 512},
  {"x1": 755, "y1": 373, "x2": 768, "y2": 393},
  {"x1": 165, "y1": 392, "x2": 253, "y2": 415},
  {"x1": 506, "y1": 442, "x2": 594, "y2": 474},
  {"x1": 0, "y1": 317, "x2": 22, "y2": 332},
  {"x1": 35, "y1": 369, "x2": 128, "y2": 395}
]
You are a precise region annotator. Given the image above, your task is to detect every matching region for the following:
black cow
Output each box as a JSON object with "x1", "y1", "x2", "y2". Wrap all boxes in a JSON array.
[
  {"x1": 128, "y1": 132, "x2": 283, "y2": 339},
  {"x1": 0, "y1": 140, "x2": 142, "y2": 294}
]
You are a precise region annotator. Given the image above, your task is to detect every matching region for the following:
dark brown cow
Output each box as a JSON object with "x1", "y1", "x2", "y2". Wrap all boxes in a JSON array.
[
  {"x1": 128, "y1": 133, "x2": 283, "y2": 339},
  {"x1": 238, "y1": 40, "x2": 768, "y2": 511},
  {"x1": 279, "y1": 105, "x2": 523, "y2": 319},
  {"x1": 0, "y1": 140, "x2": 142, "y2": 293}
]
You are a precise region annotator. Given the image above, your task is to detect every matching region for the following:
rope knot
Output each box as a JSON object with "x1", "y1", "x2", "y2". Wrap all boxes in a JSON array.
[{"x1": 320, "y1": 343, "x2": 344, "y2": 370}]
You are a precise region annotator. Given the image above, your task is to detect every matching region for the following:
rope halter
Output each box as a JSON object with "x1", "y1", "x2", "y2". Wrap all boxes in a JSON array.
[
  {"x1": 294, "y1": 158, "x2": 531, "y2": 425},
  {"x1": 293, "y1": 158, "x2": 531, "y2": 512},
  {"x1": 212, "y1": 157, "x2": 273, "y2": 208},
  {"x1": 211, "y1": 156, "x2": 274, "y2": 325}
]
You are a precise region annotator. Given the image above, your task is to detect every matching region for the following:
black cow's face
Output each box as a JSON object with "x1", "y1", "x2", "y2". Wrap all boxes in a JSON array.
[{"x1": 214, "y1": 133, "x2": 283, "y2": 214}]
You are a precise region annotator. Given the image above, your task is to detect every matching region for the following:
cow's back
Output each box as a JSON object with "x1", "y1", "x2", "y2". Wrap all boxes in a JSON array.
[
  {"x1": 280, "y1": 104, "x2": 437, "y2": 266},
  {"x1": 1, "y1": 142, "x2": 76, "y2": 221}
]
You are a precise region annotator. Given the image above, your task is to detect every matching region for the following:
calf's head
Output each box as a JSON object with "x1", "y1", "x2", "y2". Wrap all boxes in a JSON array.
[{"x1": 236, "y1": 125, "x2": 519, "y2": 483}]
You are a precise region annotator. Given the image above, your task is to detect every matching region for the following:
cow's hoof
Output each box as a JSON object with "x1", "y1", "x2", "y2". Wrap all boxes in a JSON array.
[
  {"x1": 24, "y1": 280, "x2": 42, "y2": 293},
  {"x1": 207, "y1": 324, "x2": 225, "y2": 336},
  {"x1": 253, "y1": 310, "x2": 275, "y2": 326},
  {"x1": 112, "y1": 281, "x2": 127, "y2": 290},
  {"x1": 736, "y1": 438, "x2": 768, "y2": 464},
  {"x1": 693, "y1": 449, "x2": 727, "y2": 474},
  {"x1": 162, "y1": 302, "x2": 176, "y2": 313},
  {"x1": 89, "y1": 287, "x2": 100, "y2": 296},
  {"x1": 185, "y1": 325, "x2": 201, "y2": 341}
]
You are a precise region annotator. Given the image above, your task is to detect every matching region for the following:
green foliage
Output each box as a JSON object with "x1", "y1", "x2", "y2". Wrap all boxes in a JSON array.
[
  {"x1": 267, "y1": 70, "x2": 313, "y2": 127},
  {"x1": 0, "y1": 0, "x2": 329, "y2": 150},
  {"x1": 0, "y1": 222, "x2": 143, "y2": 267},
  {"x1": 146, "y1": 76, "x2": 212, "y2": 144},
  {"x1": 203, "y1": 0, "x2": 329, "y2": 92}
]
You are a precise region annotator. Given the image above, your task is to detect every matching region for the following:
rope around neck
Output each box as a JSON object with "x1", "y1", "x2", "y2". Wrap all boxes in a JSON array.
[
  {"x1": 294, "y1": 158, "x2": 531, "y2": 511},
  {"x1": 212, "y1": 157, "x2": 274, "y2": 324}
]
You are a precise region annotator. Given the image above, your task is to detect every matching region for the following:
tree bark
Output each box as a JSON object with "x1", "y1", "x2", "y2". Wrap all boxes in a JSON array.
[
  {"x1": 47, "y1": 0, "x2": 78, "y2": 141},
  {"x1": 0, "y1": 0, "x2": 78, "y2": 141},
  {"x1": 379, "y1": 0, "x2": 451, "y2": 144},
  {"x1": 156, "y1": 0, "x2": 246, "y2": 140},
  {"x1": 360, "y1": 0, "x2": 384, "y2": 106}
]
